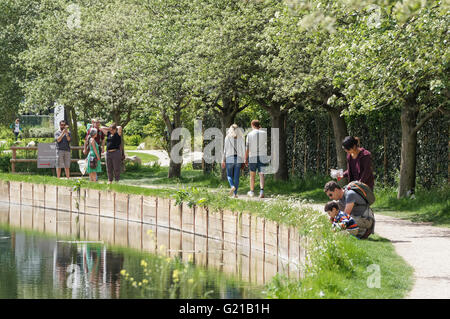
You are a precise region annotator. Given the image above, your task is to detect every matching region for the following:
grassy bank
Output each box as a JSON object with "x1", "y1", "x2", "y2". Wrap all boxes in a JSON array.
[
  {"x1": 0, "y1": 173, "x2": 413, "y2": 298},
  {"x1": 372, "y1": 185, "x2": 450, "y2": 228}
]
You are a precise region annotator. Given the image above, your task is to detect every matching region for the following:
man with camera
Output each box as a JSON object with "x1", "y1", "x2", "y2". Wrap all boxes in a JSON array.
[{"x1": 54, "y1": 120, "x2": 71, "y2": 178}]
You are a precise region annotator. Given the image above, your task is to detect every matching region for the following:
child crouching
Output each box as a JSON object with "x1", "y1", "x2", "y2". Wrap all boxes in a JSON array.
[{"x1": 324, "y1": 201, "x2": 359, "y2": 237}]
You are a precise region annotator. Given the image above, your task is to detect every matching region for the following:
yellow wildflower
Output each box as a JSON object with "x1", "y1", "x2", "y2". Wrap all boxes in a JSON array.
[{"x1": 172, "y1": 269, "x2": 180, "y2": 282}]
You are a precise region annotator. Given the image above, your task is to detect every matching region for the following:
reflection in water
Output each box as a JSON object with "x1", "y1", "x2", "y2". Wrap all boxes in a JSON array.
[{"x1": 0, "y1": 203, "x2": 262, "y2": 299}]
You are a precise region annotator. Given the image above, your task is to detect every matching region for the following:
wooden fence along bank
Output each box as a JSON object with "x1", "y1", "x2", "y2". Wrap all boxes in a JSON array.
[{"x1": 0, "y1": 180, "x2": 308, "y2": 285}]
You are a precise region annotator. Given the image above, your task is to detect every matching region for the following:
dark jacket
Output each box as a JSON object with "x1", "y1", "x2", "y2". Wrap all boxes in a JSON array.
[{"x1": 343, "y1": 147, "x2": 375, "y2": 190}]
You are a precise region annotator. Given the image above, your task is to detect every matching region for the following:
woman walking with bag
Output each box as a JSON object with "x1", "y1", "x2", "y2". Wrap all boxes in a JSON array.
[
  {"x1": 86, "y1": 128, "x2": 101, "y2": 182},
  {"x1": 221, "y1": 124, "x2": 245, "y2": 198}
]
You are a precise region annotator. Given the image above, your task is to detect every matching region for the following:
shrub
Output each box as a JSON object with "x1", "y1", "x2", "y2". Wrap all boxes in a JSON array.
[
  {"x1": 22, "y1": 127, "x2": 54, "y2": 138},
  {"x1": 142, "y1": 136, "x2": 165, "y2": 150},
  {"x1": 0, "y1": 126, "x2": 14, "y2": 139},
  {"x1": 124, "y1": 135, "x2": 142, "y2": 146},
  {"x1": 78, "y1": 125, "x2": 87, "y2": 144},
  {"x1": 124, "y1": 160, "x2": 141, "y2": 172},
  {"x1": 0, "y1": 148, "x2": 11, "y2": 172}
]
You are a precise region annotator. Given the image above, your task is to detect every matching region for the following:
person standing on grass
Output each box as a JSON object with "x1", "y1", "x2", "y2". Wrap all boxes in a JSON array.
[
  {"x1": 10, "y1": 118, "x2": 22, "y2": 140},
  {"x1": 340, "y1": 136, "x2": 375, "y2": 190},
  {"x1": 222, "y1": 124, "x2": 246, "y2": 198},
  {"x1": 245, "y1": 120, "x2": 268, "y2": 198},
  {"x1": 54, "y1": 120, "x2": 71, "y2": 179},
  {"x1": 100, "y1": 123, "x2": 123, "y2": 184},
  {"x1": 83, "y1": 120, "x2": 106, "y2": 181},
  {"x1": 86, "y1": 128, "x2": 101, "y2": 182},
  {"x1": 83, "y1": 119, "x2": 105, "y2": 155},
  {"x1": 324, "y1": 181, "x2": 375, "y2": 239}
]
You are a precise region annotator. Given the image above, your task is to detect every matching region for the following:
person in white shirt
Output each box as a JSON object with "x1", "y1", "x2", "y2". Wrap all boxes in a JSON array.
[
  {"x1": 245, "y1": 120, "x2": 268, "y2": 198},
  {"x1": 11, "y1": 118, "x2": 22, "y2": 140},
  {"x1": 221, "y1": 124, "x2": 246, "y2": 197}
]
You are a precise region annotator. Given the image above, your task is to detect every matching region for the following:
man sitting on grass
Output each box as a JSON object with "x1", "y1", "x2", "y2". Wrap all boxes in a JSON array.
[{"x1": 324, "y1": 201, "x2": 359, "y2": 237}]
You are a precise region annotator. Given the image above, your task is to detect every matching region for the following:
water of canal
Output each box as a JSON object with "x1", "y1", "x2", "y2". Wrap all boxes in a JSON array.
[{"x1": 0, "y1": 204, "x2": 263, "y2": 299}]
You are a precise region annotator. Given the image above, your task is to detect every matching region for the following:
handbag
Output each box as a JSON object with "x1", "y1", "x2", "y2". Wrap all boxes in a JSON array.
[{"x1": 89, "y1": 155, "x2": 97, "y2": 169}]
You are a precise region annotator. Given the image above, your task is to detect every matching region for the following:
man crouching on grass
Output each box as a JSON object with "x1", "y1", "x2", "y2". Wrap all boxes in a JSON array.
[{"x1": 324, "y1": 201, "x2": 359, "y2": 237}]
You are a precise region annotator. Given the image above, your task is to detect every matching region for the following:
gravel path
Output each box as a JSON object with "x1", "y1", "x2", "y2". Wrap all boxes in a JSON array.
[{"x1": 373, "y1": 214, "x2": 450, "y2": 299}]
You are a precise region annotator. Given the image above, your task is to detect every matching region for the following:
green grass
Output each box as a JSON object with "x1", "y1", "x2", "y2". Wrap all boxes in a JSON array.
[
  {"x1": 116, "y1": 165, "x2": 329, "y2": 200},
  {"x1": 266, "y1": 233, "x2": 413, "y2": 299},
  {"x1": 125, "y1": 151, "x2": 159, "y2": 163},
  {"x1": 372, "y1": 185, "x2": 450, "y2": 227},
  {"x1": 0, "y1": 172, "x2": 414, "y2": 299}
]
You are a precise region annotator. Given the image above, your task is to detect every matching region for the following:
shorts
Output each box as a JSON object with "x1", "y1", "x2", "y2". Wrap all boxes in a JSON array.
[
  {"x1": 56, "y1": 150, "x2": 71, "y2": 168},
  {"x1": 353, "y1": 214, "x2": 374, "y2": 238},
  {"x1": 248, "y1": 156, "x2": 268, "y2": 173}
]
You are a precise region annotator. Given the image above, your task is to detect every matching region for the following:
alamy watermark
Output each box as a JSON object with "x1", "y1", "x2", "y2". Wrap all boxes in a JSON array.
[
  {"x1": 366, "y1": 264, "x2": 381, "y2": 288},
  {"x1": 66, "y1": 4, "x2": 81, "y2": 30},
  {"x1": 168, "y1": 120, "x2": 280, "y2": 174}
]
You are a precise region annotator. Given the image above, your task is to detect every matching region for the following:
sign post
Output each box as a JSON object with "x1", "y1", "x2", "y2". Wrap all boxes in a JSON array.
[{"x1": 37, "y1": 143, "x2": 57, "y2": 168}]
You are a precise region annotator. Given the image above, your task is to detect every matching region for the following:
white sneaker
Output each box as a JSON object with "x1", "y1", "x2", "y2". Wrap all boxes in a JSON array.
[
  {"x1": 247, "y1": 191, "x2": 255, "y2": 197},
  {"x1": 229, "y1": 186, "x2": 236, "y2": 196}
]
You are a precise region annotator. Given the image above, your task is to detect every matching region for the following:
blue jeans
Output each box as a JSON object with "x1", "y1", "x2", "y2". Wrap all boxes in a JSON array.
[{"x1": 226, "y1": 156, "x2": 242, "y2": 195}]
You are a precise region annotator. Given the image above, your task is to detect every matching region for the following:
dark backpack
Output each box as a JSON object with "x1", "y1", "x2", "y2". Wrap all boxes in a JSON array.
[{"x1": 346, "y1": 181, "x2": 375, "y2": 206}]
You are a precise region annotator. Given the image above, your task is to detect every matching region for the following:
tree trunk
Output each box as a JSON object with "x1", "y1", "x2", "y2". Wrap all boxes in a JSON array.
[
  {"x1": 65, "y1": 106, "x2": 79, "y2": 159},
  {"x1": 112, "y1": 109, "x2": 121, "y2": 126},
  {"x1": 383, "y1": 127, "x2": 388, "y2": 186},
  {"x1": 316, "y1": 122, "x2": 320, "y2": 173},
  {"x1": 398, "y1": 102, "x2": 418, "y2": 198},
  {"x1": 291, "y1": 121, "x2": 297, "y2": 176},
  {"x1": 270, "y1": 107, "x2": 289, "y2": 181},
  {"x1": 326, "y1": 117, "x2": 330, "y2": 174},
  {"x1": 168, "y1": 156, "x2": 182, "y2": 178},
  {"x1": 328, "y1": 108, "x2": 348, "y2": 170},
  {"x1": 166, "y1": 108, "x2": 183, "y2": 179}
]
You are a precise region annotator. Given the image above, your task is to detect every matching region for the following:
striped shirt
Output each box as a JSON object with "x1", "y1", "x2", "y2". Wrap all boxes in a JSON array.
[{"x1": 332, "y1": 211, "x2": 359, "y2": 230}]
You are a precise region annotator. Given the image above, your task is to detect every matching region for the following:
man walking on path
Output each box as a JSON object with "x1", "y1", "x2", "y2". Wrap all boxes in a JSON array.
[
  {"x1": 245, "y1": 120, "x2": 268, "y2": 198},
  {"x1": 54, "y1": 120, "x2": 71, "y2": 178}
]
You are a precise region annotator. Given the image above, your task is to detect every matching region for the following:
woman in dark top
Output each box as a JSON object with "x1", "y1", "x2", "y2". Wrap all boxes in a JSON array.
[
  {"x1": 341, "y1": 136, "x2": 375, "y2": 190},
  {"x1": 100, "y1": 123, "x2": 123, "y2": 184}
]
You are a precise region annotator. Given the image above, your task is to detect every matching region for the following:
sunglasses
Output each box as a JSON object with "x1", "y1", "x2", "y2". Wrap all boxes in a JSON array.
[{"x1": 326, "y1": 192, "x2": 334, "y2": 198}]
